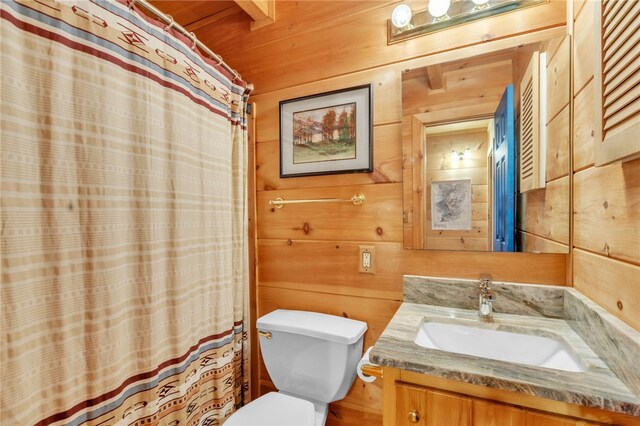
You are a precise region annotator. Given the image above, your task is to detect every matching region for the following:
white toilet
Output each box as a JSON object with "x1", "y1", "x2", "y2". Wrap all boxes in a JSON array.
[{"x1": 225, "y1": 309, "x2": 368, "y2": 426}]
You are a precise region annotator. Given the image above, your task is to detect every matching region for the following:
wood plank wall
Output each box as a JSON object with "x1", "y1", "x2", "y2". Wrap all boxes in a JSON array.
[
  {"x1": 194, "y1": 2, "x2": 572, "y2": 424},
  {"x1": 571, "y1": 1, "x2": 640, "y2": 331}
]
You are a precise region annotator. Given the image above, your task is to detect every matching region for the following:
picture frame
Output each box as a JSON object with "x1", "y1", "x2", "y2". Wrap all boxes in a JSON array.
[
  {"x1": 431, "y1": 179, "x2": 472, "y2": 230},
  {"x1": 279, "y1": 84, "x2": 373, "y2": 178}
]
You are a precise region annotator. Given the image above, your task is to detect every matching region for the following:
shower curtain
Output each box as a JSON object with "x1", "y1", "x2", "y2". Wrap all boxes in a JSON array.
[{"x1": 1, "y1": 1, "x2": 251, "y2": 425}]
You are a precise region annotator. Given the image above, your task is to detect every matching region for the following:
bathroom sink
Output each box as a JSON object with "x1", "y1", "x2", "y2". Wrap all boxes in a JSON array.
[{"x1": 414, "y1": 320, "x2": 585, "y2": 372}]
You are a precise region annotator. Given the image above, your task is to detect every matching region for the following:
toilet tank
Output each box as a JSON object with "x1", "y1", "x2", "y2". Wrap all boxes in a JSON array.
[{"x1": 257, "y1": 310, "x2": 368, "y2": 404}]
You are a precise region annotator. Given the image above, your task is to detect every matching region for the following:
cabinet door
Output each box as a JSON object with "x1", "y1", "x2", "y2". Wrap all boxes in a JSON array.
[
  {"x1": 473, "y1": 400, "x2": 526, "y2": 425},
  {"x1": 592, "y1": 0, "x2": 640, "y2": 166},
  {"x1": 395, "y1": 383, "x2": 472, "y2": 426},
  {"x1": 396, "y1": 383, "x2": 428, "y2": 426},
  {"x1": 428, "y1": 389, "x2": 473, "y2": 426}
]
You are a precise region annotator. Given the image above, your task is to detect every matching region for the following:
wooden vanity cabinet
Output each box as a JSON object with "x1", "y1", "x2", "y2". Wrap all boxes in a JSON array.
[
  {"x1": 384, "y1": 368, "x2": 638, "y2": 426},
  {"x1": 394, "y1": 382, "x2": 596, "y2": 426}
]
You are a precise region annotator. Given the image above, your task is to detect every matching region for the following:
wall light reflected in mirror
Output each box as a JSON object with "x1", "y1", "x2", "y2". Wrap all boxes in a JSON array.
[
  {"x1": 388, "y1": 0, "x2": 548, "y2": 44},
  {"x1": 450, "y1": 147, "x2": 471, "y2": 161}
]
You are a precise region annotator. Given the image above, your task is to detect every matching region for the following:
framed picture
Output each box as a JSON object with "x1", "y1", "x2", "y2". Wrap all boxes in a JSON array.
[
  {"x1": 279, "y1": 84, "x2": 373, "y2": 178},
  {"x1": 431, "y1": 179, "x2": 472, "y2": 230}
]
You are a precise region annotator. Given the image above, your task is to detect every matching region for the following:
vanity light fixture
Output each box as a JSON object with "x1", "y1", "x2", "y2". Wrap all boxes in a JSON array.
[
  {"x1": 391, "y1": 4, "x2": 413, "y2": 29},
  {"x1": 388, "y1": 0, "x2": 548, "y2": 44},
  {"x1": 428, "y1": 0, "x2": 451, "y2": 19}
]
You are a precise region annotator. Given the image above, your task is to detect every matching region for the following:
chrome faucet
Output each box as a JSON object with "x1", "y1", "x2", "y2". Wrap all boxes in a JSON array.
[{"x1": 478, "y1": 276, "x2": 495, "y2": 320}]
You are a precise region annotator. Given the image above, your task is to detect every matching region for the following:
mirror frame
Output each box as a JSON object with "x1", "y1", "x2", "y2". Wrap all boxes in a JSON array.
[{"x1": 402, "y1": 35, "x2": 571, "y2": 253}]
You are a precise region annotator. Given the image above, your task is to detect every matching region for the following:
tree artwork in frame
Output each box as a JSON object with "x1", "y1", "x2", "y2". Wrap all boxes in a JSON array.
[{"x1": 279, "y1": 84, "x2": 373, "y2": 177}]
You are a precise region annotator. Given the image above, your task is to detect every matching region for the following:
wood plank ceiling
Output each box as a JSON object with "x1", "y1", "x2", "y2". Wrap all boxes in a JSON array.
[
  {"x1": 148, "y1": 1, "x2": 273, "y2": 32},
  {"x1": 148, "y1": 1, "x2": 240, "y2": 30}
]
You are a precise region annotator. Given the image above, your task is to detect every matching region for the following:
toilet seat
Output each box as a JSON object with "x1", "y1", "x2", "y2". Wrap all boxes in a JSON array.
[{"x1": 224, "y1": 392, "x2": 316, "y2": 426}]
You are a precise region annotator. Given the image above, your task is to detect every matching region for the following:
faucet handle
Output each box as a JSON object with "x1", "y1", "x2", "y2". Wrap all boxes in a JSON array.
[
  {"x1": 479, "y1": 278, "x2": 492, "y2": 290},
  {"x1": 483, "y1": 288, "x2": 496, "y2": 301},
  {"x1": 479, "y1": 279, "x2": 495, "y2": 300}
]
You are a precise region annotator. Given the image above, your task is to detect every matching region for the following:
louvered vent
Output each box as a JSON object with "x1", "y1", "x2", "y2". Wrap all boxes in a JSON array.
[
  {"x1": 595, "y1": 0, "x2": 640, "y2": 165},
  {"x1": 519, "y1": 51, "x2": 544, "y2": 193},
  {"x1": 521, "y1": 79, "x2": 535, "y2": 182}
]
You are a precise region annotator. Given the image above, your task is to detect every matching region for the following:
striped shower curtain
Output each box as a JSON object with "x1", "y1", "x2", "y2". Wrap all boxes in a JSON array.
[{"x1": 1, "y1": 1, "x2": 251, "y2": 425}]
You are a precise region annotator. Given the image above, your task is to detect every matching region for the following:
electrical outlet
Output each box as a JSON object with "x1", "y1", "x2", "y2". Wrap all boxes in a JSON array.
[
  {"x1": 362, "y1": 252, "x2": 372, "y2": 268},
  {"x1": 358, "y1": 245, "x2": 376, "y2": 274}
]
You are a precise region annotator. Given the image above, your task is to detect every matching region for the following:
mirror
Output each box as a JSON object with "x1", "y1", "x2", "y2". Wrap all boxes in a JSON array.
[{"x1": 403, "y1": 35, "x2": 570, "y2": 253}]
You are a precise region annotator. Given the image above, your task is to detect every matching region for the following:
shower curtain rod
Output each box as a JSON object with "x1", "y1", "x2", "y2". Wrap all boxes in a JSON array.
[{"x1": 130, "y1": 0, "x2": 253, "y2": 92}]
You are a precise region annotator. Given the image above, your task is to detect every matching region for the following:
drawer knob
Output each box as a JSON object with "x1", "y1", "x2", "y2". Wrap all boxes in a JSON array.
[{"x1": 408, "y1": 410, "x2": 420, "y2": 423}]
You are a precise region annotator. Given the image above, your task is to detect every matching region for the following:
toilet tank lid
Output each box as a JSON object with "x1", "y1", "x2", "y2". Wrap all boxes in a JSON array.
[{"x1": 257, "y1": 310, "x2": 368, "y2": 344}]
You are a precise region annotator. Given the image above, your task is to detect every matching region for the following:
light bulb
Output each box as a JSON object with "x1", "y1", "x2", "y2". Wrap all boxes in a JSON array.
[
  {"x1": 464, "y1": 147, "x2": 471, "y2": 158},
  {"x1": 428, "y1": 0, "x2": 450, "y2": 18},
  {"x1": 391, "y1": 4, "x2": 412, "y2": 29}
]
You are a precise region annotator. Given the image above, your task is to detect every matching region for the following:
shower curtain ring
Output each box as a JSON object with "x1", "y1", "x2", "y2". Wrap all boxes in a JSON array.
[
  {"x1": 189, "y1": 32, "x2": 198, "y2": 51},
  {"x1": 163, "y1": 15, "x2": 175, "y2": 32}
]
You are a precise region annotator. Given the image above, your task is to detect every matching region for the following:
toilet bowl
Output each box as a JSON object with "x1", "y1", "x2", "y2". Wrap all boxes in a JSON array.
[
  {"x1": 225, "y1": 391, "x2": 315, "y2": 425},
  {"x1": 225, "y1": 309, "x2": 368, "y2": 426}
]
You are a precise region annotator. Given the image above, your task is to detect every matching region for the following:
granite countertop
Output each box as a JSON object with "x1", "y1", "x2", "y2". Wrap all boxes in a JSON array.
[{"x1": 369, "y1": 276, "x2": 640, "y2": 417}]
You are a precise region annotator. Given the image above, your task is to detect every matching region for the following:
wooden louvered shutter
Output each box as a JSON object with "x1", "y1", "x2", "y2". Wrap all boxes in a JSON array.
[
  {"x1": 519, "y1": 51, "x2": 544, "y2": 193},
  {"x1": 594, "y1": 0, "x2": 640, "y2": 166}
]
